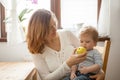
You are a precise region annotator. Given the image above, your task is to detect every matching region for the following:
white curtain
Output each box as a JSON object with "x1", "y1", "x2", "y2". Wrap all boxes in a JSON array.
[
  {"x1": 98, "y1": 0, "x2": 110, "y2": 37},
  {"x1": 0, "y1": 0, "x2": 25, "y2": 45}
]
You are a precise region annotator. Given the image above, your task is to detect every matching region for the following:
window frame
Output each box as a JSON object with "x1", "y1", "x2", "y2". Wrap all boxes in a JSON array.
[
  {"x1": 51, "y1": 0, "x2": 62, "y2": 29},
  {"x1": 0, "y1": 3, "x2": 7, "y2": 42},
  {"x1": 0, "y1": 0, "x2": 102, "y2": 42},
  {"x1": 98, "y1": 0, "x2": 102, "y2": 22}
]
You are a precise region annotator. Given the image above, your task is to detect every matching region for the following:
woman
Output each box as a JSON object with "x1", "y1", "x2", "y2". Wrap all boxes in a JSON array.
[{"x1": 26, "y1": 9, "x2": 104, "y2": 80}]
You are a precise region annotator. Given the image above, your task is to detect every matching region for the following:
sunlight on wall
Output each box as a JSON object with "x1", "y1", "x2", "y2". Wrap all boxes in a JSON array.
[{"x1": 61, "y1": 0, "x2": 97, "y2": 29}]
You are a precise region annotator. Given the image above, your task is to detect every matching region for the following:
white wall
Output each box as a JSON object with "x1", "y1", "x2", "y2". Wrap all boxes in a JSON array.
[
  {"x1": 0, "y1": 42, "x2": 32, "y2": 61},
  {"x1": 105, "y1": 0, "x2": 120, "y2": 80}
]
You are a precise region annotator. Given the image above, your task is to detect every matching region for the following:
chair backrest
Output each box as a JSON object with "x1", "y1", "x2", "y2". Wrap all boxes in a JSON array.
[{"x1": 94, "y1": 40, "x2": 111, "y2": 74}]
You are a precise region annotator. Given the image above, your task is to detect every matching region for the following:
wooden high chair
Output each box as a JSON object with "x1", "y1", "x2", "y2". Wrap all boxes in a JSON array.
[{"x1": 94, "y1": 40, "x2": 111, "y2": 79}]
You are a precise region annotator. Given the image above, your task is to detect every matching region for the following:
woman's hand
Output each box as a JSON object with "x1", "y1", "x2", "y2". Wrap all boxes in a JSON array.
[
  {"x1": 66, "y1": 49, "x2": 87, "y2": 68},
  {"x1": 90, "y1": 70, "x2": 105, "y2": 80}
]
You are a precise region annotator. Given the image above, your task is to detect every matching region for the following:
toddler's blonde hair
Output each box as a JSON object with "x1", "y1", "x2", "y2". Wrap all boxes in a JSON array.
[{"x1": 79, "y1": 26, "x2": 98, "y2": 42}]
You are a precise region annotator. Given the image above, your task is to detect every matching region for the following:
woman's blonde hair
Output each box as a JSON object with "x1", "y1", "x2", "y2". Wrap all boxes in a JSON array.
[
  {"x1": 79, "y1": 26, "x2": 98, "y2": 43},
  {"x1": 27, "y1": 9, "x2": 57, "y2": 54}
]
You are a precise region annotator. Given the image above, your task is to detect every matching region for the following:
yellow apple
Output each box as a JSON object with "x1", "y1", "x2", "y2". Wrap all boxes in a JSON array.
[{"x1": 76, "y1": 47, "x2": 86, "y2": 54}]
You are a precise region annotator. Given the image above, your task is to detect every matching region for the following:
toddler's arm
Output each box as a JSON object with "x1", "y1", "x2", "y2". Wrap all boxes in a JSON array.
[
  {"x1": 80, "y1": 64, "x2": 100, "y2": 74},
  {"x1": 70, "y1": 65, "x2": 78, "y2": 80}
]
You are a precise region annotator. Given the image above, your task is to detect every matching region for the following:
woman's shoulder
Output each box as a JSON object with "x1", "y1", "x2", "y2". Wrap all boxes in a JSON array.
[
  {"x1": 57, "y1": 29, "x2": 73, "y2": 36},
  {"x1": 31, "y1": 48, "x2": 49, "y2": 59},
  {"x1": 57, "y1": 29, "x2": 70, "y2": 32}
]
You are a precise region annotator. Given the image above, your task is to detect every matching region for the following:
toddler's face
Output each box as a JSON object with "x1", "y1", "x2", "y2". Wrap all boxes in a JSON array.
[{"x1": 79, "y1": 34, "x2": 96, "y2": 51}]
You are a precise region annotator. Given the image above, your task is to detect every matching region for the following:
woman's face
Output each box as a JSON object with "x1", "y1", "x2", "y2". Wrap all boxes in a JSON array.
[{"x1": 47, "y1": 17, "x2": 57, "y2": 39}]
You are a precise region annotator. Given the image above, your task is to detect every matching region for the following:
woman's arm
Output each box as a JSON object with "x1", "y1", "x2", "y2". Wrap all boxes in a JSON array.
[
  {"x1": 32, "y1": 54, "x2": 71, "y2": 80},
  {"x1": 32, "y1": 50, "x2": 87, "y2": 80}
]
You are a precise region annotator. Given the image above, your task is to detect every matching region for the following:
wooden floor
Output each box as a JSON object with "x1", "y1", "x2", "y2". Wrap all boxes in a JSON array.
[{"x1": 0, "y1": 62, "x2": 37, "y2": 80}]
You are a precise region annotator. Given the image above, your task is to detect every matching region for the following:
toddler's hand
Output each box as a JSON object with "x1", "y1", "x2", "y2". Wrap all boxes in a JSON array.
[
  {"x1": 70, "y1": 72, "x2": 76, "y2": 80},
  {"x1": 80, "y1": 66, "x2": 89, "y2": 74}
]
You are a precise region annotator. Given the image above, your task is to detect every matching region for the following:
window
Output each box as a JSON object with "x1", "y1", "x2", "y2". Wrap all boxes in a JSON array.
[
  {"x1": 0, "y1": 0, "x2": 101, "y2": 42},
  {"x1": 61, "y1": 0, "x2": 97, "y2": 30},
  {"x1": 0, "y1": 0, "x2": 51, "y2": 42},
  {"x1": 17, "y1": 0, "x2": 50, "y2": 32}
]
